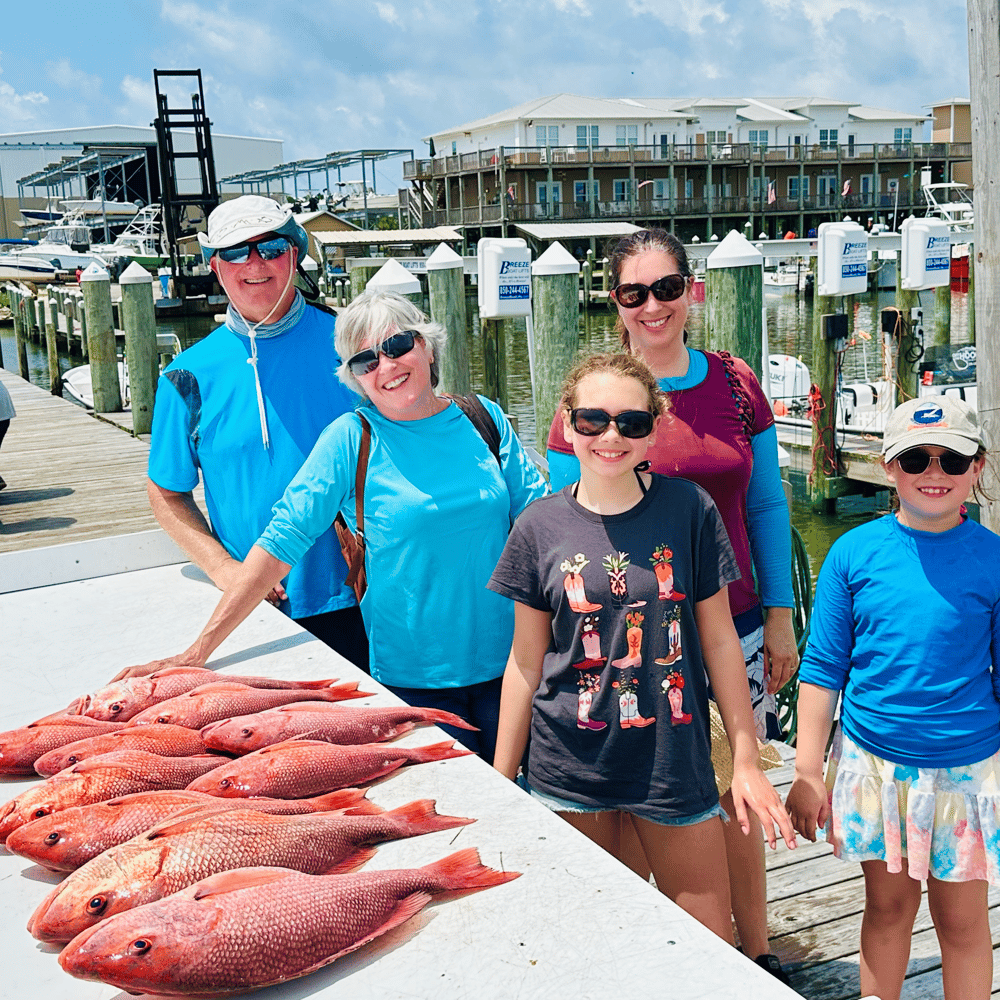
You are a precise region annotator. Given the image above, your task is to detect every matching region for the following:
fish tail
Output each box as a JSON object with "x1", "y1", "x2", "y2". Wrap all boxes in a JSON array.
[
  {"x1": 385, "y1": 799, "x2": 476, "y2": 836},
  {"x1": 413, "y1": 708, "x2": 479, "y2": 732},
  {"x1": 422, "y1": 848, "x2": 521, "y2": 893},
  {"x1": 403, "y1": 740, "x2": 475, "y2": 764}
]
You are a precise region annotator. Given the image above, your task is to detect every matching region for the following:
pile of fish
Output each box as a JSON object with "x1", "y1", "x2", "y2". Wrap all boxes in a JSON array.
[{"x1": 0, "y1": 666, "x2": 518, "y2": 996}]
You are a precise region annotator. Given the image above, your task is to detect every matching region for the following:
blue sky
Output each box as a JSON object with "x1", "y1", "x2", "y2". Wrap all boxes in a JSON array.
[{"x1": 0, "y1": 0, "x2": 972, "y2": 193}]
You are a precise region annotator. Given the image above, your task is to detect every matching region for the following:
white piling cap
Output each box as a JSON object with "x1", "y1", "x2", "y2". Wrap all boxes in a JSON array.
[
  {"x1": 118, "y1": 261, "x2": 153, "y2": 284},
  {"x1": 531, "y1": 241, "x2": 579, "y2": 275},
  {"x1": 425, "y1": 243, "x2": 463, "y2": 271},
  {"x1": 706, "y1": 230, "x2": 764, "y2": 269},
  {"x1": 80, "y1": 261, "x2": 111, "y2": 282},
  {"x1": 301, "y1": 255, "x2": 318, "y2": 273},
  {"x1": 366, "y1": 258, "x2": 421, "y2": 295}
]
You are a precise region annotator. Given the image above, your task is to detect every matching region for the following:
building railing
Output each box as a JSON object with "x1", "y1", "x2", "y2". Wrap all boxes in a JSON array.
[{"x1": 402, "y1": 140, "x2": 971, "y2": 179}]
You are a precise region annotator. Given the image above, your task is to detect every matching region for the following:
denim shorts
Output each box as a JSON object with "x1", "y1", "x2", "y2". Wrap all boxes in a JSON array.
[{"x1": 519, "y1": 775, "x2": 728, "y2": 828}]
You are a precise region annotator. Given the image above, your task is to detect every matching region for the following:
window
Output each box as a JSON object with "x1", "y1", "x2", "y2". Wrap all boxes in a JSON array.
[
  {"x1": 659, "y1": 135, "x2": 670, "y2": 159},
  {"x1": 576, "y1": 125, "x2": 599, "y2": 148},
  {"x1": 451, "y1": 141, "x2": 457, "y2": 155},
  {"x1": 748, "y1": 129, "x2": 768, "y2": 150},
  {"x1": 788, "y1": 176, "x2": 810, "y2": 199},
  {"x1": 819, "y1": 129, "x2": 838, "y2": 149},
  {"x1": 535, "y1": 125, "x2": 559, "y2": 146},
  {"x1": 536, "y1": 181, "x2": 562, "y2": 217},
  {"x1": 574, "y1": 180, "x2": 599, "y2": 203},
  {"x1": 847, "y1": 134, "x2": 856, "y2": 155},
  {"x1": 894, "y1": 127, "x2": 912, "y2": 144},
  {"x1": 616, "y1": 124, "x2": 638, "y2": 146},
  {"x1": 613, "y1": 178, "x2": 635, "y2": 202},
  {"x1": 706, "y1": 130, "x2": 726, "y2": 144},
  {"x1": 684, "y1": 178, "x2": 694, "y2": 200},
  {"x1": 652, "y1": 178, "x2": 673, "y2": 207}
]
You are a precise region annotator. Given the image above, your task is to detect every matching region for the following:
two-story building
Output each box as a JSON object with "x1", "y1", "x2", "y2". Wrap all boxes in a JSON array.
[{"x1": 401, "y1": 94, "x2": 971, "y2": 247}]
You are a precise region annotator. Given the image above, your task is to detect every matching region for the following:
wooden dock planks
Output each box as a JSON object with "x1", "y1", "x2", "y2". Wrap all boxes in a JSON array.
[{"x1": 0, "y1": 367, "x2": 197, "y2": 553}]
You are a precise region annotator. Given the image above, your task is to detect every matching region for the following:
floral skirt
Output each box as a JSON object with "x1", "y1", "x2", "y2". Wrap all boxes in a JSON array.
[{"x1": 825, "y1": 726, "x2": 1000, "y2": 885}]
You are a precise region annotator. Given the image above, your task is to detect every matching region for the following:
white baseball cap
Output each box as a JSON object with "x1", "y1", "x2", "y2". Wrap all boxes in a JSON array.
[
  {"x1": 883, "y1": 396, "x2": 985, "y2": 463},
  {"x1": 197, "y1": 195, "x2": 309, "y2": 261}
]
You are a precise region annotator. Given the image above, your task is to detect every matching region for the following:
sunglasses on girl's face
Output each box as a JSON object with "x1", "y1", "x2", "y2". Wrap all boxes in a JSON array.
[
  {"x1": 613, "y1": 273, "x2": 688, "y2": 309},
  {"x1": 570, "y1": 408, "x2": 654, "y2": 438},
  {"x1": 347, "y1": 330, "x2": 419, "y2": 377},
  {"x1": 215, "y1": 237, "x2": 291, "y2": 264},
  {"x1": 896, "y1": 448, "x2": 975, "y2": 476}
]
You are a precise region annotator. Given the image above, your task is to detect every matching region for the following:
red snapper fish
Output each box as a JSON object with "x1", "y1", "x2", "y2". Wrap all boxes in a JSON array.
[
  {"x1": 200, "y1": 702, "x2": 476, "y2": 754},
  {"x1": 0, "y1": 751, "x2": 226, "y2": 843},
  {"x1": 34, "y1": 723, "x2": 213, "y2": 776},
  {"x1": 0, "y1": 717, "x2": 125, "y2": 776},
  {"x1": 28, "y1": 799, "x2": 475, "y2": 943},
  {"x1": 187, "y1": 738, "x2": 473, "y2": 798},
  {"x1": 126, "y1": 681, "x2": 369, "y2": 730},
  {"x1": 6, "y1": 787, "x2": 372, "y2": 872},
  {"x1": 59, "y1": 849, "x2": 519, "y2": 996},
  {"x1": 80, "y1": 666, "x2": 358, "y2": 722}
]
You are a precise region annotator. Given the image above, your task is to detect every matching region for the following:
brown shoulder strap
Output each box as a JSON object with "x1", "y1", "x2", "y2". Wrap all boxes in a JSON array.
[{"x1": 354, "y1": 413, "x2": 371, "y2": 539}]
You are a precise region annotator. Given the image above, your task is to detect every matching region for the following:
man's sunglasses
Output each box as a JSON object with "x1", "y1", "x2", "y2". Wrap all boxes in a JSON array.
[
  {"x1": 570, "y1": 408, "x2": 654, "y2": 438},
  {"x1": 613, "y1": 273, "x2": 688, "y2": 309},
  {"x1": 215, "y1": 237, "x2": 292, "y2": 264},
  {"x1": 896, "y1": 448, "x2": 975, "y2": 476},
  {"x1": 347, "y1": 330, "x2": 419, "y2": 377}
]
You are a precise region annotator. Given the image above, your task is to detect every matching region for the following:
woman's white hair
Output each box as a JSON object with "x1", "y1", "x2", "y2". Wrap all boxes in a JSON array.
[{"x1": 335, "y1": 289, "x2": 447, "y2": 397}]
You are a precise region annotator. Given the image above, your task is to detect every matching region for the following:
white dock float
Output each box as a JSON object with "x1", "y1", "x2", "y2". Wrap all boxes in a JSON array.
[{"x1": 1, "y1": 534, "x2": 799, "y2": 999}]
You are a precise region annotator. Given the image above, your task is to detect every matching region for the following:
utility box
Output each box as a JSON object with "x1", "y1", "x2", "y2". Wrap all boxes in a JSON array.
[
  {"x1": 478, "y1": 238, "x2": 533, "y2": 318},
  {"x1": 900, "y1": 217, "x2": 951, "y2": 290},
  {"x1": 816, "y1": 221, "x2": 869, "y2": 296}
]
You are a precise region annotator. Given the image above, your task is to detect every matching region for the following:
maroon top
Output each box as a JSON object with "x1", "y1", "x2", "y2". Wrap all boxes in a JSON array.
[{"x1": 546, "y1": 351, "x2": 773, "y2": 618}]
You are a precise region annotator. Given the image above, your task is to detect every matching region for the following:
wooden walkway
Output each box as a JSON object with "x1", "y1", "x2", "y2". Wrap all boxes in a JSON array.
[
  {"x1": 0, "y1": 367, "x2": 178, "y2": 553},
  {"x1": 765, "y1": 744, "x2": 1000, "y2": 998}
]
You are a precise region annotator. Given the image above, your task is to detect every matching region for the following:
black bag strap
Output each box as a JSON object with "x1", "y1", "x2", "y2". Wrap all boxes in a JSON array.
[
  {"x1": 443, "y1": 393, "x2": 502, "y2": 466},
  {"x1": 353, "y1": 412, "x2": 372, "y2": 541}
]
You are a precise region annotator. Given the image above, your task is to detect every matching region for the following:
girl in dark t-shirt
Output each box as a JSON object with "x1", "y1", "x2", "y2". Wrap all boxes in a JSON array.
[{"x1": 490, "y1": 353, "x2": 795, "y2": 944}]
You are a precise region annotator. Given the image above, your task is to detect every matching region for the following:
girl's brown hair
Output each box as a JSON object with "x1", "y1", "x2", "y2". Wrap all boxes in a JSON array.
[
  {"x1": 559, "y1": 351, "x2": 668, "y2": 418},
  {"x1": 605, "y1": 228, "x2": 692, "y2": 350}
]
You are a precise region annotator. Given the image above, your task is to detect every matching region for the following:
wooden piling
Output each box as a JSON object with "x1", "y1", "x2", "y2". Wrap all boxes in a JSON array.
[
  {"x1": 894, "y1": 254, "x2": 920, "y2": 403},
  {"x1": 80, "y1": 266, "x2": 123, "y2": 413},
  {"x1": 42, "y1": 293, "x2": 61, "y2": 396},
  {"x1": 968, "y1": 247, "x2": 976, "y2": 344},
  {"x1": 582, "y1": 260, "x2": 592, "y2": 307},
  {"x1": 704, "y1": 231, "x2": 764, "y2": 380},
  {"x1": 350, "y1": 263, "x2": 381, "y2": 301},
  {"x1": 933, "y1": 284, "x2": 951, "y2": 347},
  {"x1": 11, "y1": 289, "x2": 29, "y2": 380},
  {"x1": 119, "y1": 262, "x2": 158, "y2": 435},
  {"x1": 481, "y1": 317, "x2": 508, "y2": 412},
  {"x1": 531, "y1": 243, "x2": 581, "y2": 453},
  {"x1": 601, "y1": 257, "x2": 610, "y2": 294},
  {"x1": 426, "y1": 244, "x2": 470, "y2": 395},
  {"x1": 809, "y1": 256, "x2": 841, "y2": 513}
]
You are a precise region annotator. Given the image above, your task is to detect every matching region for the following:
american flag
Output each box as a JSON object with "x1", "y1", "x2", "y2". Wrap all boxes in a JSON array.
[
  {"x1": 842, "y1": 179, "x2": 852, "y2": 197},
  {"x1": 767, "y1": 182, "x2": 776, "y2": 205}
]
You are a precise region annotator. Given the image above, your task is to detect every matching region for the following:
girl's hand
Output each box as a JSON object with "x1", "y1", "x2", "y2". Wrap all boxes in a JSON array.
[
  {"x1": 785, "y1": 773, "x2": 830, "y2": 842},
  {"x1": 730, "y1": 763, "x2": 797, "y2": 850},
  {"x1": 763, "y1": 608, "x2": 799, "y2": 694}
]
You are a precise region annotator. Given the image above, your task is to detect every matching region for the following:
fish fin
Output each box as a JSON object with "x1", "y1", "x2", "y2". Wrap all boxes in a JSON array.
[
  {"x1": 385, "y1": 799, "x2": 476, "y2": 835},
  {"x1": 270, "y1": 702, "x2": 347, "y2": 713},
  {"x1": 184, "y1": 682, "x2": 257, "y2": 695},
  {"x1": 190, "y1": 867, "x2": 301, "y2": 899},
  {"x1": 317, "y1": 683, "x2": 373, "y2": 702},
  {"x1": 142, "y1": 803, "x2": 244, "y2": 838},
  {"x1": 420, "y1": 848, "x2": 522, "y2": 892},
  {"x1": 412, "y1": 708, "x2": 479, "y2": 731},
  {"x1": 150, "y1": 666, "x2": 213, "y2": 677},
  {"x1": 402, "y1": 741, "x2": 475, "y2": 764},
  {"x1": 322, "y1": 846, "x2": 378, "y2": 874},
  {"x1": 339, "y1": 800, "x2": 384, "y2": 816},
  {"x1": 295, "y1": 892, "x2": 433, "y2": 977},
  {"x1": 254, "y1": 738, "x2": 329, "y2": 754},
  {"x1": 302, "y1": 788, "x2": 370, "y2": 810}
]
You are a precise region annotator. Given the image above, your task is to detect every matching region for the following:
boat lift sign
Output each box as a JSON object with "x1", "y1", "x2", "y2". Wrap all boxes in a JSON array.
[
  {"x1": 901, "y1": 217, "x2": 951, "y2": 290},
  {"x1": 479, "y1": 238, "x2": 533, "y2": 318},
  {"x1": 817, "y1": 222, "x2": 869, "y2": 296}
]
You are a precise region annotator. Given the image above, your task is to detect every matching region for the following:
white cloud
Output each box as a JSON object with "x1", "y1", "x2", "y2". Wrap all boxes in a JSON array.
[
  {"x1": 375, "y1": 3, "x2": 400, "y2": 24},
  {"x1": 0, "y1": 80, "x2": 48, "y2": 128},
  {"x1": 46, "y1": 59, "x2": 103, "y2": 99},
  {"x1": 627, "y1": 0, "x2": 727, "y2": 33}
]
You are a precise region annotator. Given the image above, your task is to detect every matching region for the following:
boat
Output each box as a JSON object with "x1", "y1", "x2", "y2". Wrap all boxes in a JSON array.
[
  {"x1": 0, "y1": 254, "x2": 61, "y2": 282},
  {"x1": 763, "y1": 264, "x2": 803, "y2": 295},
  {"x1": 9, "y1": 209, "x2": 105, "y2": 271},
  {"x1": 93, "y1": 205, "x2": 169, "y2": 271}
]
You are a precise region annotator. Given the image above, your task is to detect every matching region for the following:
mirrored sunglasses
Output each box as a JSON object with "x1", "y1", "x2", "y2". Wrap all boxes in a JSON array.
[
  {"x1": 215, "y1": 237, "x2": 291, "y2": 264},
  {"x1": 347, "y1": 330, "x2": 419, "y2": 377},
  {"x1": 613, "y1": 273, "x2": 688, "y2": 309},
  {"x1": 896, "y1": 448, "x2": 974, "y2": 476},
  {"x1": 570, "y1": 408, "x2": 654, "y2": 439}
]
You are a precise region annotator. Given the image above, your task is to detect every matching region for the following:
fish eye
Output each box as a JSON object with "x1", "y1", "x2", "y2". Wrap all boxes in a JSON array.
[
  {"x1": 66, "y1": 755, "x2": 79, "y2": 765},
  {"x1": 109, "y1": 703, "x2": 123, "y2": 716},
  {"x1": 156, "y1": 716, "x2": 170, "y2": 724},
  {"x1": 219, "y1": 779, "x2": 231, "y2": 789},
  {"x1": 129, "y1": 938, "x2": 151, "y2": 955},
  {"x1": 32, "y1": 808, "x2": 50, "y2": 819},
  {"x1": 44, "y1": 831, "x2": 61, "y2": 845},
  {"x1": 240, "y1": 728, "x2": 253, "y2": 738},
  {"x1": 86, "y1": 895, "x2": 107, "y2": 915}
]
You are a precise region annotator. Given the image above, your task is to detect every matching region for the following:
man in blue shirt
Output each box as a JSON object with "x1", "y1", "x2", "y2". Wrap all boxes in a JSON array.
[{"x1": 146, "y1": 196, "x2": 367, "y2": 669}]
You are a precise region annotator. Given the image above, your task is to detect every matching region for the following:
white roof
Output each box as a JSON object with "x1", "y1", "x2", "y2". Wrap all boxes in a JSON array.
[
  {"x1": 311, "y1": 227, "x2": 462, "y2": 246},
  {"x1": 515, "y1": 222, "x2": 641, "y2": 240}
]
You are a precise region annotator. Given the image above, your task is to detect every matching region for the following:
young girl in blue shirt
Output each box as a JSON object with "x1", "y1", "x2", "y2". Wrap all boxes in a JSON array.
[{"x1": 787, "y1": 396, "x2": 1000, "y2": 1000}]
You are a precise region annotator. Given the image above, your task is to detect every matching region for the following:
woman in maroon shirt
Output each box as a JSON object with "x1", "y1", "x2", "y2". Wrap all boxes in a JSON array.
[{"x1": 545, "y1": 228, "x2": 797, "y2": 983}]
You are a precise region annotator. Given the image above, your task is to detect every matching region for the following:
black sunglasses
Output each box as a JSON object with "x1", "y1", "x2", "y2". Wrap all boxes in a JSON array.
[
  {"x1": 347, "y1": 330, "x2": 419, "y2": 377},
  {"x1": 570, "y1": 408, "x2": 654, "y2": 439},
  {"x1": 613, "y1": 273, "x2": 688, "y2": 309},
  {"x1": 896, "y1": 448, "x2": 975, "y2": 476},
  {"x1": 215, "y1": 237, "x2": 292, "y2": 264}
]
